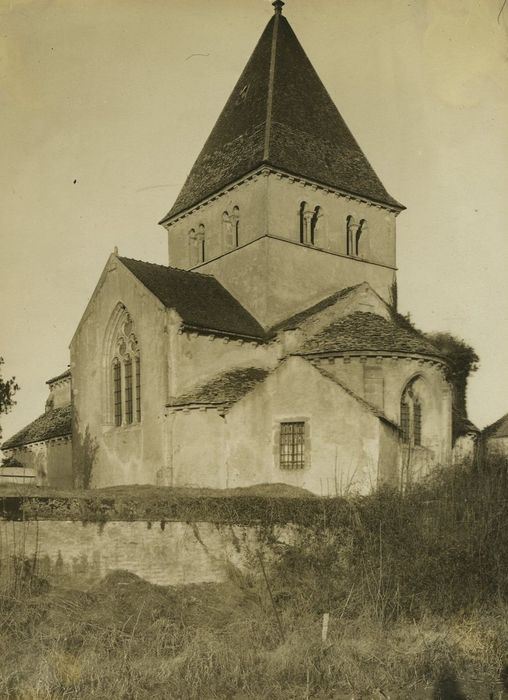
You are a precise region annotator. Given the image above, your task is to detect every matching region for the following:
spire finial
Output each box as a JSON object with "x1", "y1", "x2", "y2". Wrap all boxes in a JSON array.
[{"x1": 272, "y1": 0, "x2": 284, "y2": 15}]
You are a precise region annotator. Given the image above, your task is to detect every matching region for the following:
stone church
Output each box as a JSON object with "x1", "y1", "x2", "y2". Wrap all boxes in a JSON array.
[{"x1": 2, "y1": 2, "x2": 458, "y2": 495}]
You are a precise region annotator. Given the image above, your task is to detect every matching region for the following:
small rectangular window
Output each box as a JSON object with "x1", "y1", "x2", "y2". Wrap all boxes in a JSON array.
[{"x1": 279, "y1": 422, "x2": 305, "y2": 470}]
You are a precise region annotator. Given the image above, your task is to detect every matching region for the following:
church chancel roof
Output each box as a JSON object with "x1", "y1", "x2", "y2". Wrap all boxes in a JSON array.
[
  {"x1": 120, "y1": 257, "x2": 265, "y2": 340},
  {"x1": 161, "y1": 1, "x2": 402, "y2": 223}
]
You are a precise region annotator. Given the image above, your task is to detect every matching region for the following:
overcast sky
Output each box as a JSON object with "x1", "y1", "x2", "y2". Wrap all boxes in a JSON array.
[{"x1": 1, "y1": 0, "x2": 507, "y2": 444}]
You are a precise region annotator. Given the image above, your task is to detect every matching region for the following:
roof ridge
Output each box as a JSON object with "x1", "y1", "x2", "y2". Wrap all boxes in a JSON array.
[
  {"x1": 118, "y1": 256, "x2": 216, "y2": 279},
  {"x1": 269, "y1": 284, "x2": 363, "y2": 334}
]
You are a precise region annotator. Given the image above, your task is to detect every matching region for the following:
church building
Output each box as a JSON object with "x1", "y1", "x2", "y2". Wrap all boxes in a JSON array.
[{"x1": 2, "y1": 2, "x2": 456, "y2": 495}]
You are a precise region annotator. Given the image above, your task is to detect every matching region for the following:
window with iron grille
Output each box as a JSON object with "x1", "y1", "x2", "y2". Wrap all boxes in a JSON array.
[
  {"x1": 113, "y1": 359, "x2": 122, "y2": 427},
  {"x1": 124, "y1": 357, "x2": 133, "y2": 424},
  {"x1": 279, "y1": 422, "x2": 305, "y2": 470}
]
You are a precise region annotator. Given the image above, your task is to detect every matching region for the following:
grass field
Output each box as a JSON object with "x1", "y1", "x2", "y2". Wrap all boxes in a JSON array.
[{"x1": 1, "y1": 456, "x2": 508, "y2": 698}]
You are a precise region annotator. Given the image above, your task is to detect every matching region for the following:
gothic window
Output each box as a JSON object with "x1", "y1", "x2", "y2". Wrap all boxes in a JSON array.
[
  {"x1": 413, "y1": 400, "x2": 422, "y2": 446},
  {"x1": 124, "y1": 356, "x2": 133, "y2": 424},
  {"x1": 400, "y1": 399, "x2": 410, "y2": 443},
  {"x1": 400, "y1": 379, "x2": 424, "y2": 446},
  {"x1": 232, "y1": 206, "x2": 240, "y2": 247},
  {"x1": 113, "y1": 358, "x2": 122, "y2": 427},
  {"x1": 279, "y1": 422, "x2": 306, "y2": 469},
  {"x1": 135, "y1": 356, "x2": 141, "y2": 423},
  {"x1": 110, "y1": 309, "x2": 141, "y2": 427}
]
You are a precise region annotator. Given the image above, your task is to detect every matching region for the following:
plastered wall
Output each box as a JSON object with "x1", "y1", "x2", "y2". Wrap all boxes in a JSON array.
[{"x1": 70, "y1": 259, "x2": 171, "y2": 488}]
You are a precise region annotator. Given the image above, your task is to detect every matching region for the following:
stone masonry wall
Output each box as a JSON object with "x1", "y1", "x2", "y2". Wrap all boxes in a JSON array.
[{"x1": 0, "y1": 519, "x2": 257, "y2": 589}]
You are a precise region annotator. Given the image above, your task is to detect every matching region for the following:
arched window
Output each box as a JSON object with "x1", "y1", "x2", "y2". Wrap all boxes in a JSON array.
[
  {"x1": 355, "y1": 219, "x2": 367, "y2": 256},
  {"x1": 232, "y1": 206, "x2": 240, "y2": 247},
  {"x1": 400, "y1": 378, "x2": 425, "y2": 446},
  {"x1": 188, "y1": 228, "x2": 197, "y2": 267},
  {"x1": 310, "y1": 206, "x2": 321, "y2": 246},
  {"x1": 109, "y1": 308, "x2": 141, "y2": 427},
  {"x1": 197, "y1": 224, "x2": 205, "y2": 263},
  {"x1": 346, "y1": 215, "x2": 355, "y2": 256},
  {"x1": 222, "y1": 211, "x2": 232, "y2": 250},
  {"x1": 299, "y1": 201, "x2": 307, "y2": 243},
  {"x1": 113, "y1": 358, "x2": 122, "y2": 427}
]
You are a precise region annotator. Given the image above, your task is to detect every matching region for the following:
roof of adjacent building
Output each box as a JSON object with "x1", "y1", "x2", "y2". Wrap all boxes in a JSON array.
[
  {"x1": 483, "y1": 413, "x2": 508, "y2": 439},
  {"x1": 312, "y1": 363, "x2": 399, "y2": 430},
  {"x1": 301, "y1": 311, "x2": 443, "y2": 358},
  {"x1": 161, "y1": 10, "x2": 402, "y2": 222},
  {"x1": 168, "y1": 367, "x2": 270, "y2": 408},
  {"x1": 270, "y1": 285, "x2": 361, "y2": 333},
  {"x1": 120, "y1": 257, "x2": 265, "y2": 340},
  {"x1": 452, "y1": 408, "x2": 480, "y2": 443},
  {"x1": 2, "y1": 405, "x2": 72, "y2": 450},
  {"x1": 46, "y1": 368, "x2": 71, "y2": 385}
]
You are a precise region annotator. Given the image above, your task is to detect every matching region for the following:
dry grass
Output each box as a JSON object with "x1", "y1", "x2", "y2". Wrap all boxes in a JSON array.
[
  {"x1": 0, "y1": 569, "x2": 507, "y2": 699},
  {"x1": 2, "y1": 455, "x2": 508, "y2": 697}
]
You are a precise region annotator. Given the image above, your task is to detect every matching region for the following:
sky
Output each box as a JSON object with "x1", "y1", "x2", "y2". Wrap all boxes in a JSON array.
[{"x1": 1, "y1": 0, "x2": 507, "y2": 443}]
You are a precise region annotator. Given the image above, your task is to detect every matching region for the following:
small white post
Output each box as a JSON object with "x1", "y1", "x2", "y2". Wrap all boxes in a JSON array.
[{"x1": 321, "y1": 612, "x2": 330, "y2": 643}]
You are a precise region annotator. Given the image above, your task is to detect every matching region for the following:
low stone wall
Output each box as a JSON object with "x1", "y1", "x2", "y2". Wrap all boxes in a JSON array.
[{"x1": 0, "y1": 519, "x2": 256, "y2": 589}]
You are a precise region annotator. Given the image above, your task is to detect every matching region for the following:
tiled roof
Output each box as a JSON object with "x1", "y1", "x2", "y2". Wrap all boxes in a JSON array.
[
  {"x1": 120, "y1": 257, "x2": 265, "y2": 340},
  {"x1": 301, "y1": 312, "x2": 442, "y2": 358},
  {"x1": 483, "y1": 413, "x2": 508, "y2": 439},
  {"x1": 168, "y1": 367, "x2": 269, "y2": 408},
  {"x1": 46, "y1": 368, "x2": 71, "y2": 385},
  {"x1": 312, "y1": 363, "x2": 399, "y2": 430},
  {"x1": 270, "y1": 285, "x2": 361, "y2": 334},
  {"x1": 452, "y1": 409, "x2": 479, "y2": 443},
  {"x1": 2, "y1": 405, "x2": 72, "y2": 450},
  {"x1": 161, "y1": 13, "x2": 402, "y2": 222}
]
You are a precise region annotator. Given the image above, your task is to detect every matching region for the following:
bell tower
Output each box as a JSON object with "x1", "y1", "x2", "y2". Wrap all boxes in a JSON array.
[{"x1": 159, "y1": 1, "x2": 404, "y2": 330}]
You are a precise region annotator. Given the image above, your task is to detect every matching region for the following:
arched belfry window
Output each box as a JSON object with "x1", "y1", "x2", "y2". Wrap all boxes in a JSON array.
[
  {"x1": 232, "y1": 206, "x2": 240, "y2": 247},
  {"x1": 400, "y1": 378, "x2": 425, "y2": 447},
  {"x1": 356, "y1": 219, "x2": 367, "y2": 256},
  {"x1": 108, "y1": 307, "x2": 141, "y2": 427},
  {"x1": 346, "y1": 215, "x2": 355, "y2": 256},
  {"x1": 222, "y1": 211, "x2": 233, "y2": 249},
  {"x1": 310, "y1": 206, "x2": 322, "y2": 246},
  {"x1": 299, "y1": 201, "x2": 321, "y2": 245},
  {"x1": 197, "y1": 224, "x2": 206, "y2": 263},
  {"x1": 188, "y1": 228, "x2": 197, "y2": 267}
]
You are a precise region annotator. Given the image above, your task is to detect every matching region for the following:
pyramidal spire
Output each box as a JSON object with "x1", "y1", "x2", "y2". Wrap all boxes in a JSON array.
[{"x1": 161, "y1": 7, "x2": 402, "y2": 223}]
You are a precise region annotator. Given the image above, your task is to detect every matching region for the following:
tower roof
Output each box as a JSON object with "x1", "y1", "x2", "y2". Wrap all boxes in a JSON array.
[{"x1": 161, "y1": 7, "x2": 402, "y2": 223}]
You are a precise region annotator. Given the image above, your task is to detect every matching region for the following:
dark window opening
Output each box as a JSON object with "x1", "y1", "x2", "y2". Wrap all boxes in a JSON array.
[{"x1": 113, "y1": 359, "x2": 122, "y2": 427}]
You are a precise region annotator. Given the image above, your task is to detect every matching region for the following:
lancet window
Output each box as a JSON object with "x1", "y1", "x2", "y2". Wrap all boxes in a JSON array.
[
  {"x1": 400, "y1": 379, "x2": 424, "y2": 447},
  {"x1": 111, "y1": 311, "x2": 141, "y2": 427}
]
